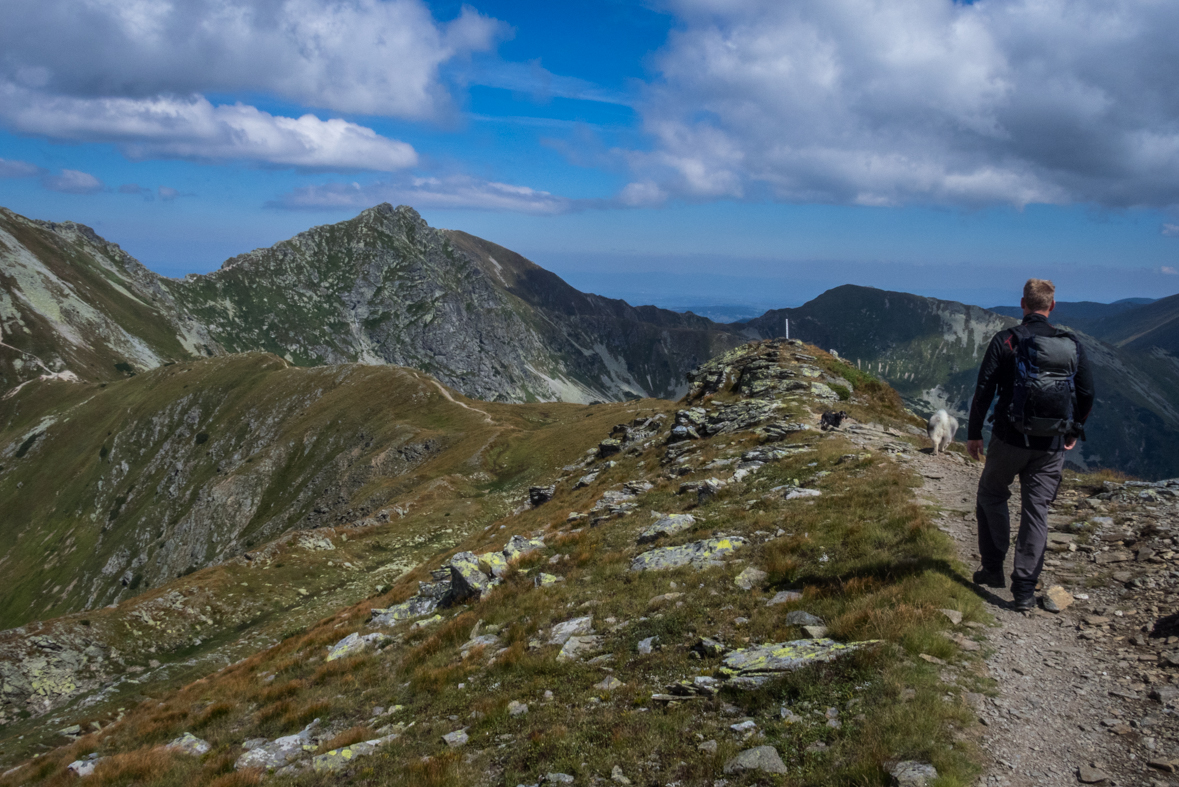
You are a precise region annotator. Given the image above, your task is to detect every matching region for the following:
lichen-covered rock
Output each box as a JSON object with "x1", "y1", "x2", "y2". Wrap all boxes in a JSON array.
[
  {"x1": 235, "y1": 719, "x2": 320, "y2": 771},
  {"x1": 598, "y1": 439, "x2": 623, "y2": 457},
  {"x1": 723, "y1": 745, "x2": 788, "y2": 774},
  {"x1": 446, "y1": 552, "x2": 500, "y2": 604},
  {"x1": 442, "y1": 729, "x2": 468, "y2": 747},
  {"x1": 370, "y1": 596, "x2": 439, "y2": 627},
  {"x1": 533, "y1": 573, "x2": 563, "y2": 587},
  {"x1": 478, "y1": 551, "x2": 509, "y2": 578},
  {"x1": 595, "y1": 675, "x2": 623, "y2": 691},
  {"x1": 720, "y1": 639, "x2": 876, "y2": 687},
  {"x1": 503, "y1": 535, "x2": 545, "y2": 561},
  {"x1": 630, "y1": 537, "x2": 748, "y2": 572},
  {"x1": 311, "y1": 734, "x2": 398, "y2": 773},
  {"x1": 557, "y1": 635, "x2": 603, "y2": 661},
  {"x1": 165, "y1": 732, "x2": 211, "y2": 756},
  {"x1": 326, "y1": 632, "x2": 390, "y2": 662},
  {"x1": 461, "y1": 633, "x2": 500, "y2": 655},
  {"x1": 411, "y1": 614, "x2": 443, "y2": 629},
  {"x1": 529, "y1": 485, "x2": 556, "y2": 506},
  {"x1": 549, "y1": 616, "x2": 594, "y2": 645},
  {"x1": 637, "y1": 514, "x2": 695, "y2": 544},
  {"x1": 734, "y1": 566, "x2": 767, "y2": 590}
]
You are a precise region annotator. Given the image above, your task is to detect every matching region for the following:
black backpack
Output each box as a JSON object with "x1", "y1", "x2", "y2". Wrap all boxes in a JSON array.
[{"x1": 1006, "y1": 325, "x2": 1080, "y2": 438}]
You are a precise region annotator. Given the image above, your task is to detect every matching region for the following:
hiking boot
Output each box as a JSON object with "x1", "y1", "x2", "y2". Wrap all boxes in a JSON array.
[
  {"x1": 1012, "y1": 595, "x2": 1036, "y2": 612},
  {"x1": 972, "y1": 568, "x2": 1006, "y2": 589}
]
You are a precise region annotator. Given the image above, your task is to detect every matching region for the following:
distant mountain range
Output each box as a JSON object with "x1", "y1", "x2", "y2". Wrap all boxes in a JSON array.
[
  {"x1": 4, "y1": 202, "x2": 1178, "y2": 490},
  {"x1": 744, "y1": 285, "x2": 1179, "y2": 479},
  {"x1": 986, "y1": 297, "x2": 1156, "y2": 334},
  {"x1": 0, "y1": 204, "x2": 742, "y2": 403}
]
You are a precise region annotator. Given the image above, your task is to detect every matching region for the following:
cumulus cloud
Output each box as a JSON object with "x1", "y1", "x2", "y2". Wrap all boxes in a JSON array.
[
  {"x1": 1163, "y1": 224, "x2": 1179, "y2": 237},
  {"x1": 1162, "y1": 266, "x2": 1178, "y2": 275},
  {"x1": 0, "y1": 0, "x2": 504, "y2": 120},
  {"x1": 630, "y1": 0, "x2": 1179, "y2": 208},
  {"x1": 0, "y1": 158, "x2": 42, "y2": 178},
  {"x1": 158, "y1": 186, "x2": 180, "y2": 201},
  {"x1": 42, "y1": 169, "x2": 104, "y2": 194},
  {"x1": 0, "y1": 87, "x2": 417, "y2": 172},
  {"x1": 270, "y1": 175, "x2": 572, "y2": 214}
]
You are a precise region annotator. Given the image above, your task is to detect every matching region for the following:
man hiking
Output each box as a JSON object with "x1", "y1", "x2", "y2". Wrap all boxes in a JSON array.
[{"x1": 966, "y1": 279, "x2": 1095, "y2": 611}]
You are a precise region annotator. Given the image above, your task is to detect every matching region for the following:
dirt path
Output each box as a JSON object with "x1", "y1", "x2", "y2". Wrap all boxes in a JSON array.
[
  {"x1": 843, "y1": 421, "x2": 1179, "y2": 787},
  {"x1": 430, "y1": 379, "x2": 497, "y2": 425}
]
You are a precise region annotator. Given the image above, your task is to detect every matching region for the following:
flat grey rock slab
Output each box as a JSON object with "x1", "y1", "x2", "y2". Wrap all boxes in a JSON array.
[
  {"x1": 723, "y1": 745, "x2": 788, "y2": 774},
  {"x1": 235, "y1": 720, "x2": 320, "y2": 771},
  {"x1": 630, "y1": 537, "x2": 747, "y2": 571},
  {"x1": 637, "y1": 514, "x2": 696, "y2": 544},
  {"x1": 720, "y1": 639, "x2": 875, "y2": 687}
]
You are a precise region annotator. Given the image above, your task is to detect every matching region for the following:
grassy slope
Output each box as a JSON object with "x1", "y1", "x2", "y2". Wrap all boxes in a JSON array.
[
  {"x1": 1088, "y1": 291, "x2": 1179, "y2": 353},
  {"x1": 0, "y1": 353, "x2": 647, "y2": 630},
  {"x1": 3, "y1": 342, "x2": 994, "y2": 787},
  {"x1": 0, "y1": 210, "x2": 200, "y2": 390}
]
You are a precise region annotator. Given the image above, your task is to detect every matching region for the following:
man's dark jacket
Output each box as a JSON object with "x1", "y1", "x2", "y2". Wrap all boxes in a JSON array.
[{"x1": 968, "y1": 313, "x2": 1095, "y2": 451}]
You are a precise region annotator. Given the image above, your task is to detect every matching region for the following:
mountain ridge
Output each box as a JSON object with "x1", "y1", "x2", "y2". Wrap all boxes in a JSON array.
[{"x1": 744, "y1": 284, "x2": 1179, "y2": 479}]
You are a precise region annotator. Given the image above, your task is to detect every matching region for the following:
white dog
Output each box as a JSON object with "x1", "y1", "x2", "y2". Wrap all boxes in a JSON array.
[{"x1": 927, "y1": 409, "x2": 958, "y2": 455}]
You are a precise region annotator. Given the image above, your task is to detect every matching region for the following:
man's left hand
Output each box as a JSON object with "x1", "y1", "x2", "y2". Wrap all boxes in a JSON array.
[{"x1": 1064, "y1": 438, "x2": 1077, "y2": 450}]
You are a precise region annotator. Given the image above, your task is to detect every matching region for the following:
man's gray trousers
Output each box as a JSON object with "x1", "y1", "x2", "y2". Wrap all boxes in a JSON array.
[{"x1": 976, "y1": 436, "x2": 1066, "y2": 598}]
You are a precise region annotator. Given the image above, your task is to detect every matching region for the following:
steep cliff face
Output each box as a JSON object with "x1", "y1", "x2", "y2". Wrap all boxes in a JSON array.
[
  {"x1": 745, "y1": 285, "x2": 1179, "y2": 479},
  {"x1": 444, "y1": 229, "x2": 742, "y2": 400},
  {"x1": 0, "y1": 208, "x2": 218, "y2": 392}
]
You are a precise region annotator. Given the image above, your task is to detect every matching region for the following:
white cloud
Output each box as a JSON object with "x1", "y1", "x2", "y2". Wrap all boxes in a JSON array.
[
  {"x1": 271, "y1": 175, "x2": 571, "y2": 214},
  {"x1": 0, "y1": 87, "x2": 417, "y2": 172},
  {"x1": 0, "y1": 0, "x2": 504, "y2": 120},
  {"x1": 42, "y1": 169, "x2": 104, "y2": 194},
  {"x1": 158, "y1": 186, "x2": 180, "y2": 201},
  {"x1": 631, "y1": 0, "x2": 1179, "y2": 208},
  {"x1": 1162, "y1": 266, "x2": 1178, "y2": 275},
  {"x1": 0, "y1": 158, "x2": 42, "y2": 178},
  {"x1": 618, "y1": 181, "x2": 668, "y2": 207},
  {"x1": 1163, "y1": 224, "x2": 1179, "y2": 237}
]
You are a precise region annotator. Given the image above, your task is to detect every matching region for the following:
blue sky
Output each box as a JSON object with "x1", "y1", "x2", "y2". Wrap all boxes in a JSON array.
[{"x1": 2, "y1": 0, "x2": 1178, "y2": 310}]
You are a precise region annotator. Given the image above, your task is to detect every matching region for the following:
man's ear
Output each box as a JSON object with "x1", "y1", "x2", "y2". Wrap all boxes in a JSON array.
[
  {"x1": 1048, "y1": 300, "x2": 1055, "y2": 314},
  {"x1": 1020, "y1": 297, "x2": 1027, "y2": 310}
]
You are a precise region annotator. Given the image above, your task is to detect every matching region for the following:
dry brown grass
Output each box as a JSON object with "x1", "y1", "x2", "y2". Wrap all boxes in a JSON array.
[
  {"x1": 207, "y1": 769, "x2": 262, "y2": 787},
  {"x1": 403, "y1": 751, "x2": 459, "y2": 786},
  {"x1": 280, "y1": 699, "x2": 331, "y2": 729},
  {"x1": 309, "y1": 658, "x2": 352, "y2": 684},
  {"x1": 128, "y1": 708, "x2": 189, "y2": 743},
  {"x1": 192, "y1": 701, "x2": 233, "y2": 730},
  {"x1": 90, "y1": 748, "x2": 176, "y2": 786},
  {"x1": 320, "y1": 725, "x2": 376, "y2": 751},
  {"x1": 252, "y1": 699, "x2": 293, "y2": 725},
  {"x1": 255, "y1": 679, "x2": 305, "y2": 703},
  {"x1": 200, "y1": 750, "x2": 239, "y2": 779}
]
